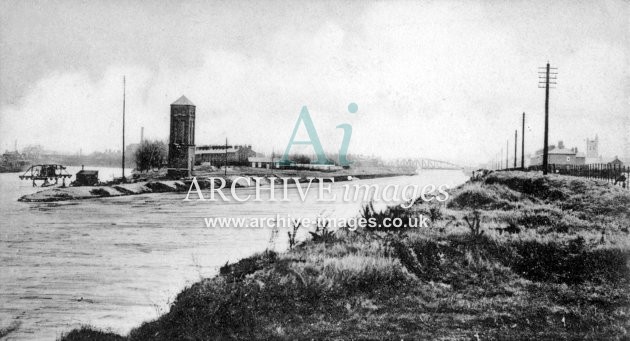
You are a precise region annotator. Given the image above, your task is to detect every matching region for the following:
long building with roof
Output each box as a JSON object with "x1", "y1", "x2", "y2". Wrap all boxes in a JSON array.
[
  {"x1": 530, "y1": 140, "x2": 585, "y2": 166},
  {"x1": 195, "y1": 144, "x2": 255, "y2": 166}
]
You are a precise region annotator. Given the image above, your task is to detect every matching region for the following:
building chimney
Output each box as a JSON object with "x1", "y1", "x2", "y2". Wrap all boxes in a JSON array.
[
  {"x1": 141, "y1": 127, "x2": 144, "y2": 143},
  {"x1": 558, "y1": 141, "x2": 564, "y2": 149}
]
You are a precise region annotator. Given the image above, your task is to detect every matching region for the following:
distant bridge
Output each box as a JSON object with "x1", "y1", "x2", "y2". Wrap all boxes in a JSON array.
[{"x1": 385, "y1": 158, "x2": 464, "y2": 171}]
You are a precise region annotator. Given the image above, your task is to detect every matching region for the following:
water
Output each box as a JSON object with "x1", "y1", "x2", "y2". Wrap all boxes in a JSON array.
[{"x1": 0, "y1": 167, "x2": 467, "y2": 340}]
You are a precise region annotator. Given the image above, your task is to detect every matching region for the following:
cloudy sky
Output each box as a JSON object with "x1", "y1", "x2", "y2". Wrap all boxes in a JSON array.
[{"x1": 1, "y1": 0, "x2": 628, "y2": 165}]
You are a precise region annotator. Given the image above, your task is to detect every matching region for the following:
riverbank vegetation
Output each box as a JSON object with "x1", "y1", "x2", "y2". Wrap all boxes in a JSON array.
[{"x1": 60, "y1": 171, "x2": 629, "y2": 340}]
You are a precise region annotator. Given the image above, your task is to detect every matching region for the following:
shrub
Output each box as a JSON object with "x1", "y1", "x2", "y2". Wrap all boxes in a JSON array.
[
  {"x1": 360, "y1": 201, "x2": 420, "y2": 232},
  {"x1": 418, "y1": 203, "x2": 444, "y2": 222},
  {"x1": 134, "y1": 140, "x2": 167, "y2": 173},
  {"x1": 288, "y1": 220, "x2": 300, "y2": 249},
  {"x1": 464, "y1": 210, "x2": 485, "y2": 239},
  {"x1": 309, "y1": 220, "x2": 336, "y2": 243}
]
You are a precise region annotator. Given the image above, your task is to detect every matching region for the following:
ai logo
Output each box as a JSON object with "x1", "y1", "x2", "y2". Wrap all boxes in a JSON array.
[{"x1": 280, "y1": 103, "x2": 357, "y2": 167}]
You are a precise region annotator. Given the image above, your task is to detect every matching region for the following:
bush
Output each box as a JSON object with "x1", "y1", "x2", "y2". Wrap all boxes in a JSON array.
[
  {"x1": 309, "y1": 220, "x2": 337, "y2": 243},
  {"x1": 134, "y1": 140, "x2": 167, "y2": 173},
  {"x1": 360, "y1": 202, "x2": 420, "y2": 232}
]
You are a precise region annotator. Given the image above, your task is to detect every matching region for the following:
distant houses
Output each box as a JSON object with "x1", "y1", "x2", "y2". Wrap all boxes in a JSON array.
[
  {"x1": 608, "y1": 156, "x2": 624, "y2": 166},
  {"x1": 248, "y1": 156, "x2": 278, "y2": 169},
  {"x1": 195, "y1": 145, "x2": 255, "y2": 166},
  {"x1": 528, "y1": 136, "x2": 626, "y2": 168},
  {"x1": 530, "y1": 140, "x2": 585, "y2": 166}
]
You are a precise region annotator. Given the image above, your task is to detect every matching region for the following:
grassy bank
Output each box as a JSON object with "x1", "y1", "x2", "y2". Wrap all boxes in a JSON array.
[{"x1": 60, "y1": 171, "x2": 629, "y2": 340}]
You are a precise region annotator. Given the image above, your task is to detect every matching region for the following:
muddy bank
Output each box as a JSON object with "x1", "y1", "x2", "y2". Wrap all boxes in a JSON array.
[
  {"x1": 18, "y1": 181, "x2": 187, "y2": 202},
  {"x1": 18, "y1": 173, "x2": 414, "y2": 202}
]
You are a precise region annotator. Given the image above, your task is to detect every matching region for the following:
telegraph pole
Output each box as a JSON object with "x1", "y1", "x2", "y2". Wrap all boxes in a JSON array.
[
  {"x1": 506, "y1": 140, "x2": 509, "y2": 170},
  {"x1": 224, "y1": 138, "x2": 228, "y2": 177},
  {"x1": 539, "y1": 63, "x2": 557, "y2": 175},
  {"x1": 514, "y1": 130, "x2": 517, "y2": 168},
  {"x1": 521, "y1": 112, "x2": 525, "y2": 169},
  {"x1": 122, "y1": 76, "x2": 126, "y2": 182}
]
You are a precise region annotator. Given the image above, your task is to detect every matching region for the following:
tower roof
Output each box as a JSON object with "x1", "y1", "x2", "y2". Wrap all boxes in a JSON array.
[{"x1": 171, "y1": 95, "x2": 195, "y2": 106}]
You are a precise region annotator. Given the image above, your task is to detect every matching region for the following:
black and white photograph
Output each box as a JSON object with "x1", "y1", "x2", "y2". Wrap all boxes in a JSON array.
[{"x1": 1, "y1": 0, "x2": 629, "y2": 340}]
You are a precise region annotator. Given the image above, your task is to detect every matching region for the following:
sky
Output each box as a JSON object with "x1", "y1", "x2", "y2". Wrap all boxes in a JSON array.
[{"x1": 1, "y1": 0, "x2": 628, "y2": 166}]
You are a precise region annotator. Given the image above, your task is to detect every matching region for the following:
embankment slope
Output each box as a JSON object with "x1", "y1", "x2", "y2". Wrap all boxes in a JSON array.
[{"x1": 59, "y1": 171, "x2": 630, "y2": 340}]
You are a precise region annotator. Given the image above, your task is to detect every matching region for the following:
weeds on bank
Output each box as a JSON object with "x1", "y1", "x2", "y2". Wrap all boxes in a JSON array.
[
  {"x1": 61, "y1": 327, "x2": 125, "y2": 341},
  {"x1": 427, "y1": 204, "x2": 443, "y2": 222},
  {"x1": 463, "y1": 210, "x2": 485, "y2": 239},
  {"x1": 288, "y1": 220, "x2": 300, "y2": 249},
  {"x1": 309, "y1": 220, "x2": 336, "y2": 243},
  {"x1": 360, "y1": 201, "x2": 421, "y2": 232}
]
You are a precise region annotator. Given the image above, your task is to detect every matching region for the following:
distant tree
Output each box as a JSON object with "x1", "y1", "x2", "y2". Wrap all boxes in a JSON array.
[
  {"x1": 291, "y1": 154, "x2": 311, "y2": 164},
  {"x1": 134, "y1": 140, "x2": 167, "y2": 172}
]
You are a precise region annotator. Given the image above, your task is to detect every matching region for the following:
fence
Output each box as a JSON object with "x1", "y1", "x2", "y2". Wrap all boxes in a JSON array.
[{"x1": 522, "y1": 164, "x2": 629, "y2": 189}]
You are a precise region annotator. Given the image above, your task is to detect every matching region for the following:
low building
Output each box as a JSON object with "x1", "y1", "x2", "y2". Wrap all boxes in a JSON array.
[
  {"x1": 530, "y1": 141, "x2": 586, "y2": 167},
  {"x1": 608, "y1": 156, "x2": 624, "y2": 166},
  {"x1": 248, "y1": 156, "x2": 279, "y2": 169},
  {"x1": 75, "y1": 169, "x2": 99, "y2": 186},
  {"x1": 195, "y1": 144, "x2": 255, "y2": 166}
]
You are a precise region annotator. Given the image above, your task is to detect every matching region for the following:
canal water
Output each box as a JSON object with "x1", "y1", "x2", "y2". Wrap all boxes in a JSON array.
[{"x1": 0, "y1": 167, "x2": 467, "y2": 340}]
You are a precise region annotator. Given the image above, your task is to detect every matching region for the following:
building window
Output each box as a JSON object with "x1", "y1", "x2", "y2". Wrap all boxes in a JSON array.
[
  {"x1": 179, "y1": 121, "x2": 185, "y2": 143},
  {"x1": 189, "y1": 121, "x2": 194, "y2": 144}
]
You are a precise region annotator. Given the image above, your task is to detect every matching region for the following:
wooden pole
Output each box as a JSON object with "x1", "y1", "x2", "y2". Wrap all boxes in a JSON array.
[
  {"x1": 521, "y1": 112, "x2": 525, "y2": 169},
  {"x1": 514, "y1": 130, "x2": 517, "y2": 168},
  {"x1": 506, "y1": 140, "x2": 509, "y2": 170},
  {"x1": 542, "y1": 63, "x2": 550, "y2": 175},
  {"x1": 122, "y1": 76, "x2": 126, "y2": 182}
]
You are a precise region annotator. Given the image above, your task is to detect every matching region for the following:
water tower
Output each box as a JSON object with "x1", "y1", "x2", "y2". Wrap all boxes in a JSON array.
[{"x1": 167, "y1": 95, "x2": 196, "y2": 178}]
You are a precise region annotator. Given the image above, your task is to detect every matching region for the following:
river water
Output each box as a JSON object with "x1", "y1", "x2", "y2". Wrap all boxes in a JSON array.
[{"x1": 0, "y1": 167, "x2": 467, "y2": 340}]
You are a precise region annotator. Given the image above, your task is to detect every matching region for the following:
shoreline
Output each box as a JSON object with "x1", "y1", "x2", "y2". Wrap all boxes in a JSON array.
[{"x1": 17, "y1": 171, "x2": 416, "y2": 202}]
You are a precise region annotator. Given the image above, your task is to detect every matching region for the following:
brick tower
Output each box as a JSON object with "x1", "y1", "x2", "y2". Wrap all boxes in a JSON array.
[{"x1": 167, "y1": 95, "x2": 196, "y2": 178}]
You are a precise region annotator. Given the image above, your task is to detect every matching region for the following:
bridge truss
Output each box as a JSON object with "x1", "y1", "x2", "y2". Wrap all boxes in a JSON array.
[{"x1": 386, "y1": 158, "x2": 463, "y2": 171}]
